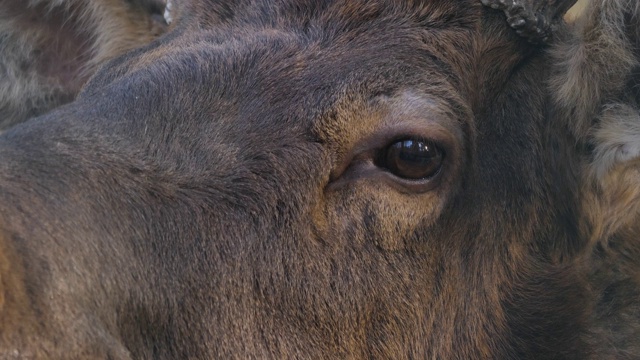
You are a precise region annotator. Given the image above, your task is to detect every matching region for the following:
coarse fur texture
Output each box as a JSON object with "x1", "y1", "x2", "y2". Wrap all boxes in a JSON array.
[
  {"x1": 0, "y1": 0, "x2": 638, "y2": 358},
  {"x1": 550, "y1": 1, "x2": 640, "y2": 356},
  {"x1": 0, "y1": 0, "x2": 168, "y2": 130}
]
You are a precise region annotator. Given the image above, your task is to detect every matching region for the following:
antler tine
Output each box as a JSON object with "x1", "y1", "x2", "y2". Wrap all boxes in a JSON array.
[{"x1": 480, "y1": 0, "x2": 578, "y2": 43}]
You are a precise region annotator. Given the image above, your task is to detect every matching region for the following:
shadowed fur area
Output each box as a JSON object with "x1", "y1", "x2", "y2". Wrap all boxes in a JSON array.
[
  {"x1": 0, "y1": 0, "x2": 168, "y2": 130},
  {"x1": 0, "y1": 0, "x2": 638, "y2": 358}
]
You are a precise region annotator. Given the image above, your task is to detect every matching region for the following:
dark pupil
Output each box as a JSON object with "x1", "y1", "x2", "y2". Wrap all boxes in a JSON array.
[{"x1": 384, "y1": 139, "x2": 443, "y2": 180}]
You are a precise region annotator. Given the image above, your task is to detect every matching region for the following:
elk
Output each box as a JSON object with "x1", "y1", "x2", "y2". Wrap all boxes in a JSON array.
[{"x1": 0, "y1": 0, "x2": 638, "y2": 358}]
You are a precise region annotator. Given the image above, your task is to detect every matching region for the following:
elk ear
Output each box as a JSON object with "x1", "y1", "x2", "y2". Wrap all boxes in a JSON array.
[
  {"x1": 480, "y1": 0, "x2": 578, "y2": 43},
  {"x1": 549, "y1": 0, "x2": 640, "y2": 244},
  {"x1": 0, "y1": 0, "x2": 169, "y2": 130}
]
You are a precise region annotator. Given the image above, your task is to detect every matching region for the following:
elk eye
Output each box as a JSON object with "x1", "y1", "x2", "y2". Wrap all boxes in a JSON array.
[{"x1": 377, "y1": 139, "x2": 444, "y2": 180}]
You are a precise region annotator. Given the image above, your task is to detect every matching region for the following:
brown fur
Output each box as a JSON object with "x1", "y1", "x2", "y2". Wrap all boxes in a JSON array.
[
  {"x1": 0, "y1": 0, "x2": 168, "y2": 130},
  {"x1": 551, "y1": 0, "x2": 640, "y2": 357},
  {"x1": 0, "y1": 0, "x2": 638, "y2": 358}
]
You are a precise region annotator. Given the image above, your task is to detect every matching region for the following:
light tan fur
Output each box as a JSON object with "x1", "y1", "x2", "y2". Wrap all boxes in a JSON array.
[
  {"x1": 566, "y1": 0, "x2": 590, "y2": 20},
  {"x1": 584, "y1": 103, "x2": 640, "y2": 242}
]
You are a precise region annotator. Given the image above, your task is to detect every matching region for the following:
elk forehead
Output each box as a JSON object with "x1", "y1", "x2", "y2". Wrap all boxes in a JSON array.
[
  {"x1": 76, "y1": 0, "x2": 478, "y2": 258},
  {"x1": 95, "y1": 0, "x2": 477, "y2": 157}
]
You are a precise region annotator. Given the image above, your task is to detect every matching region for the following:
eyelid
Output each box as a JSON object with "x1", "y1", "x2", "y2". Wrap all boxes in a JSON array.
[
  {"x1": 329, "y1": 123, "x2": 455, "y2": 182},
  {"x1": 326, "y1": 159, "x2": 445, "y2": 194}
]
